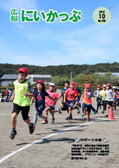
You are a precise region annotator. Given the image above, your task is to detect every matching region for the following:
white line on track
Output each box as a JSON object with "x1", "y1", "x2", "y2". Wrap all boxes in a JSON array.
[
  {"x1": 0, "y1": 121, "x2": 94, "y2": 164},
  {"x1": 0, "y1": 117, "x2": 119, "y2": 164}
]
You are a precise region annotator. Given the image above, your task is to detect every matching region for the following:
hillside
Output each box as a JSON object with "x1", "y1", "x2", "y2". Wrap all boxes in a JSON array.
[{"x1": 0, "y1": 62, "x2": 119, "y2": 78}]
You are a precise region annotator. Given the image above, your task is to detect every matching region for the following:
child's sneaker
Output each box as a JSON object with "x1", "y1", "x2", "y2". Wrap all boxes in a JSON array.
[
  {"x1": 65, "y1": 116, "x2": 72, "y2": 120},
  {"x1": 81, "y1": 113, "x2": 84, "y2": 117},
  {"x1": 29, "y1": 123, "x2": 34, "y2": 134},
  {"x1": 57, "y1": 108, "x2": 62, "y2": 114},
  {"x1": 51, "y1": 118, "x2": 55, "y2": 124},
  {"x1": 93, "y1": 110, "x2": 97, "y2": 115},
  {"x1": 77, "y1": 110, "x2": 80, "y2": 114},
  {"x1": 44, "y1": 116, "x2": 48, "y2": 124},
  {"x1": 87, "y1": 118, "x2": 90, "y2": 122},
  {"x1": 9, "y1": 129, "x2": 17, "y2": 140},
  {"x1": 41, "y1": 120, "x2": 45, "y2": 124},
  {"x1": 105, "y1": 114, "x2": 108, "y2": 117}
]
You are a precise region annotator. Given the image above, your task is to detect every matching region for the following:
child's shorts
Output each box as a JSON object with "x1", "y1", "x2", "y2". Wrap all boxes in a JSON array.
[
  {"x1": 48, "y1": 105, "x2": 55, "y2": 110},
  {"x1": 12, "y1": 103, "x2": 30, "y2": 120},
  {"x1": 82, "y1": 103, "x2": 92, "y2": 113},
  {"x1": 36, "y1": 106, "x2": 45, "y2": 115},
  {"x1": 61, "y1": 102, "x2": 68, "y2": 111},
  {"x1": 107, "y1": 101, "x2": 113, "y2": 106},
  {"x1": 66, "y1": 100, "x2": 75, "y2": 109}
]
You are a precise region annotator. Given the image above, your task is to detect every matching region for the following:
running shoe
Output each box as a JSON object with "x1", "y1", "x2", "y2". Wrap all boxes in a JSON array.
[
  {"x1": 29, "y1": 123, "x2": 34, "y2": 134},
  {"x1": 51, "y1": 118, "x2": 55, "y2": 124},
  {"x1": 9, "y1": 129, "x2": 17, "y2": 140},
  {"x1": 87, "y1": 118, "x2": 90, "y2": 122},
  {"x1": 93, "y1": 110, "x2": 97, "y2": 115},
  {"x1": 65, "y1": 116, "x2": 72, "y2": 120},
  {"x1": 44, "y1": 116, "x2": 48, "y2": 124},
  {"x1": 77, "y1": 110, "x2": 80, "y2": 114},
  {"x1": 57, "y1": 108, "x2": 62, "y2": 114},
  {"x1": 81, "y1": 113, "x2": 84, "y2": 117},
  {"x1": 41, "y1": 120, "x2": 45, "y2": 124}
]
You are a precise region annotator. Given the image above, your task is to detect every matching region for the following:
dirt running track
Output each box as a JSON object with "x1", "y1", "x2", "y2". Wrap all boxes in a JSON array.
[{"x1": 0, "y1": 98, "x2": 119, "y2": 168}]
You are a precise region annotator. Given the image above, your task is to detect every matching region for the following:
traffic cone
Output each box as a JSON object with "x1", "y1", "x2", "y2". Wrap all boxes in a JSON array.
[
  {"x1": 107, "y1": 107, "x2": 114, "y2": 120},
  {"x1": 84, "y1": 109, "x2": 86, "y2": 115}
]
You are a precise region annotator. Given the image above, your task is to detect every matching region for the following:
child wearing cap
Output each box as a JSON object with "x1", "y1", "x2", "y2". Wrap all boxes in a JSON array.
[
  {"x1": 45, "y1": 83, "x2": 63, "y2": 124},
  {"x1": 9, "y1": 68, "x2": 34, "y2": 140},
  {"x1": 51, "y1": 86, "x2": 62, "y2": 114},
  {"x1": 94, "y1": 85, "x2": 102, "y2": 113},
  {"x1": 100, "y1": 85, "x2": 107, "y2": 114},
  {"x1": 112, "y1": 86, "x2": 117, "y2": 110},
  {"x1": 60, "y1": 81, "x2": 69, "y2": 111},
  {"x1": 105, "y1": 83, "x2": 114, "y2": 117},
  {"x1": 74, "y1": 83, "x2": 81, "y2": 113},
  {"x1": 24, "y1": 80, "x2": 56, "y2": 128},
  {"x1": 81, "y1": 83, "x2": 96, "y2": 121},
  {"x1": 116, "y1": 88, "x2": 119, "y2": 106},
  {"x1": 64, "y1": 81, "x2": 78, "y2": 120}
]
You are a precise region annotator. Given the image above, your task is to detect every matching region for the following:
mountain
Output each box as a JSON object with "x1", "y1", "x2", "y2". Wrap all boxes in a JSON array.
[{"x1": 0, "y1": 62, "x2": 119, "y2": 77}]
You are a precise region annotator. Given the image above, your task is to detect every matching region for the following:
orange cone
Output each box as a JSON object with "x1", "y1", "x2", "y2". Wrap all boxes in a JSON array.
[
  {"x1": 84, "y1": 109, "x2": 86, "y2": 115},
  {"x1": 107, "y1": 107, "x2": 114, "y2": 120}
]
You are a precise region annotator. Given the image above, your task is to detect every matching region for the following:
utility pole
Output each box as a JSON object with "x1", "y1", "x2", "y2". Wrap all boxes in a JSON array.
[{"x1": 70, "y1": 71, "x2": 72, "y2": 82}]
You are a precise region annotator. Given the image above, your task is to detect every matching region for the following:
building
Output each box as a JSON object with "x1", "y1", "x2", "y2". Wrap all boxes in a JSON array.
[
  {"x1": 0, "y1": 74, "x2": 51, "y2": 87},
  {"x1": 27, "y1": 74, "x2": 51, "y2": 86},
  {"x1": 0, "y1": 74, "x2": 18, "y2": 87},
  {"x1": 97, "y1": 72, "x2": 119, "y2": 77}
]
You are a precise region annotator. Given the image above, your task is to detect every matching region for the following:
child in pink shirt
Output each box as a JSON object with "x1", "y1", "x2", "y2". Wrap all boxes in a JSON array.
[{"x1": 45, "y1": 83, "x2": 63, "y2": 123}]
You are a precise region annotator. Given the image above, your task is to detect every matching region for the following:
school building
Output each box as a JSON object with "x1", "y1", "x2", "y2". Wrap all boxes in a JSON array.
[{"x1": 0, "y1": 74, "x2": 51, "y2": 87}]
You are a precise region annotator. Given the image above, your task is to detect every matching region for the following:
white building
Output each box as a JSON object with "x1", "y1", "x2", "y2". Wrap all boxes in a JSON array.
[
  {"x1": 27, "y1": 74, "x2": 51, "y2": 85},
  {"x1": 0, "y1": 74, "x2": 51, "y2": 87},
  {"x1": 97, "y1": 72, "x2": 119, "y2": 77}
]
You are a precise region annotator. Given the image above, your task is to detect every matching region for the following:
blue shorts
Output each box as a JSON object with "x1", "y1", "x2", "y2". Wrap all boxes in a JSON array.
[
  {"x1": 48, "y1": 105, "x2": 55, "y2": 110},
  {"x1": 66, "y1": 100, "x2": 75, "y2": 109},
  {"x1": 36, "y1": 106, "x2": 45, "y2": 115}
]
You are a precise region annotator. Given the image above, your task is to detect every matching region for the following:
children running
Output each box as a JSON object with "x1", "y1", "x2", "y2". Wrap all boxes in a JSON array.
[
  {"x1": 24, "y1": 80, "x2": 56, "y2": 129},
  {"x1": 9, "y1": 68, "x2": 35, "y2": 140},
  {"x1": 81, "y1": 84, "x2": 96, "y2": 121},
  {"x1": 94, "y1": 85, "x2": 102, "y2": 113},
  {"x1": 105, "y1": 83, "x2": 114, "y2": 117},
  {"x1": 45, "y1": 83, "x2": 63, "y2": 124},
  {"x1": 64, "y1": 81, "x2": 78, "y2": 120},
  {"x1": 60, "y1": 81, "x2": 69, "y2": 111},
  {"x1": 74, "y1": 83, "x2": 81, "y2": 113},
  {"x1": 100, "y1": 84, "x2": 107, "y2": 114},
  {"x1": 9, "y1": 68, "x2": 119, "y2": 141}
]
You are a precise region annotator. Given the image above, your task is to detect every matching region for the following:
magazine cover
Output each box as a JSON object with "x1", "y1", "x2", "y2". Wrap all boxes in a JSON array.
[{"x1": 0, "y1": 0, "x2": 119, "y2": 168}]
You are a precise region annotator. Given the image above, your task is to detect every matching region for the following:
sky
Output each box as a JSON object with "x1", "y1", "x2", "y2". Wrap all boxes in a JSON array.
[{"x1": 0, "y1": 0, "x2": 119, "y2": 66}]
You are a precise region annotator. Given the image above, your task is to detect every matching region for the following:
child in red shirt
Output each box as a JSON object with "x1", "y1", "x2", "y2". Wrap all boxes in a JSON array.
[
  {"x1": 64, "y1": 81, "x2": 78, "y2": 120},
  {"x1": 81, "y1": 84, "x2": 96, "y2": 121}
]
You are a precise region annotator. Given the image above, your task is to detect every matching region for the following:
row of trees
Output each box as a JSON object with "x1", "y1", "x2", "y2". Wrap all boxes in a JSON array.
[
  {"x1": 51, "y1": 73, "x2": 119, "y2": 87},
  {"x1": 0, "y1": 62, "x2": 119, "y2": 78}
]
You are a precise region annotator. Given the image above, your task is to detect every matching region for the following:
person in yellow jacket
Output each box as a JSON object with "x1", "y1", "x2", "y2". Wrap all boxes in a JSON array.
[{"x1": 9, "y1": 67, "x2": 34, "y2": 140}]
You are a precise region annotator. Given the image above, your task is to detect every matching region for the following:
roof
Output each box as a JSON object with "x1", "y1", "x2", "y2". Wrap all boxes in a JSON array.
[{"x1": 0, "y1": 74, "x2": 18, "y2": 80}]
